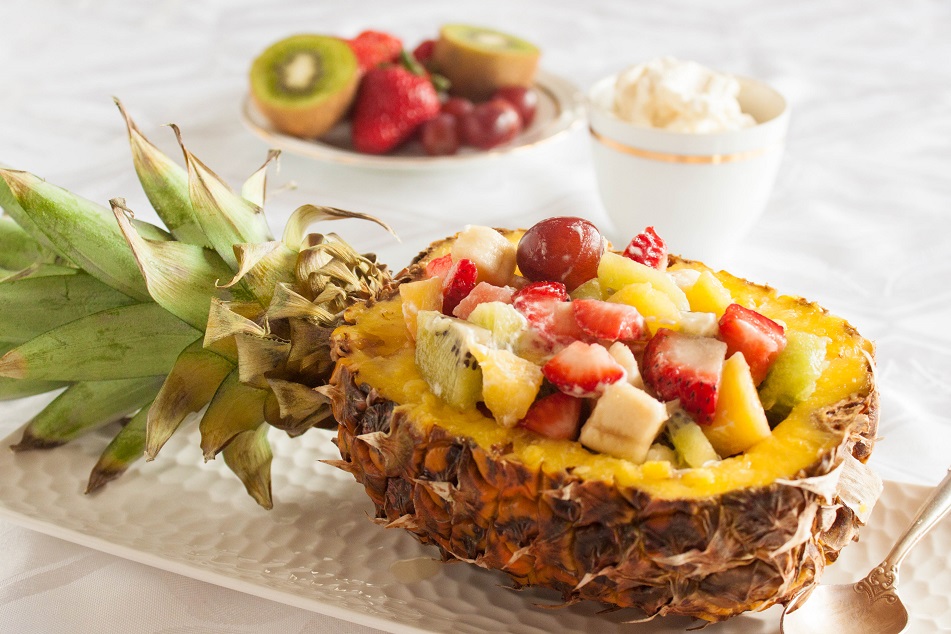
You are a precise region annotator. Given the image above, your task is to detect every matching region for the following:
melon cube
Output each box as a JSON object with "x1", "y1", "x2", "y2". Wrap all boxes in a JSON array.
[
  {"x1": 684, "y1": 270, "x2": 733, "y2": 317},
  {"x1": 450, "y1": 225, "x2": 517, "y2": 287},
  {"x1": 400, "y1": 277, "x2": 444, "y2": 339},
  {"x1": 597, "y1": 252, "x2": 689, "y2": 310},
  {"x1": 703, "y1": 352, "x2": 772, "y2": 457},
  {"x1": 452, "y1": 282, "x2": 515, "y2": 319}
]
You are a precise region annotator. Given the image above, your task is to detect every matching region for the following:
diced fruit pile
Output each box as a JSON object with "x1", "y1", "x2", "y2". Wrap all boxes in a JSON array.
[
  {"x1": 403, "y1": 219, "x2": 831, "y2": 470},
  {"x1": 250, "y1": 25, "x2": 541, "y2": 156}
]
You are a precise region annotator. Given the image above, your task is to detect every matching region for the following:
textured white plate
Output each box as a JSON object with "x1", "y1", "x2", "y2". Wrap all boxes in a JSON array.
[
  {"x1": 0, "y1": 423, "x2": 948, "y2": 633},
  {"x1": 240, "y1": 70, "x2": 585, "y2": 170}
]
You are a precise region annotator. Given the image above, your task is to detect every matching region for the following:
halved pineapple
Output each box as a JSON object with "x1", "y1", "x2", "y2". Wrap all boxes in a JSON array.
[
  {"x1": 0, "y1": 108, "x2": 879, "y2": 625},
  {"x1": 329, "y1": 232, "x2": 879, "y2": 623}
]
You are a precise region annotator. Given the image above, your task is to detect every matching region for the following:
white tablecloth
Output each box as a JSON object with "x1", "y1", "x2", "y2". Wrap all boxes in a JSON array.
[{"x1": 1, "y1": 0, "x2": 949, "y2": 632}]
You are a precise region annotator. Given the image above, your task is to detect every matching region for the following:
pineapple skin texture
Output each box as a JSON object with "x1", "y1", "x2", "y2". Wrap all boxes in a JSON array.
[{"x1": 326, "y1": 240, "x2": 879, "y2": 623}]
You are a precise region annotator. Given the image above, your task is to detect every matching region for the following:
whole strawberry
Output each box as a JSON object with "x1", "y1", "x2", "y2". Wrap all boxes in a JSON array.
[
  {"x1": 350, "y1": 53, "x2": 441, "y2": 154},
  {"x1": 347, "y1": 30, "x2": 402, "y2": 73}
]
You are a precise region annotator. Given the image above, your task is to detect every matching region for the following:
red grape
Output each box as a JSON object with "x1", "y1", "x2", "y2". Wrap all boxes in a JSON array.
[
  {"x1": 516, "y1": 217, "x2": 605, "y2": 291},
  {"x1": 441, "y1": 96, "x2": 474, "y2": 119},
  {"x1": 419, "y1": 113, "x2": 460, "y2": 156},
  {"x1": 460, "y1": 99, "x2": 522, "y2": 150},
  {"x1": 412, "y1": 39, "x2": 435, "y2": 65},
  {"x1": 492, "y1": 85, "x2": 539, "y2": 127}
]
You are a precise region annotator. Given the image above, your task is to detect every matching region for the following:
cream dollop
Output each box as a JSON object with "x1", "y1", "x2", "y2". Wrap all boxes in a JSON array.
[{"x1": 612, "y1": 57, "x2": 756, "y2": 133}]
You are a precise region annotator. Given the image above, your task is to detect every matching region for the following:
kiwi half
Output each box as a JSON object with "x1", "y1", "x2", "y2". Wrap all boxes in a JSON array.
[
  {"x1": 431, "y1": 24, "x2": 541, "y2": 101},
  {"x1": 250, "y1": 34, "x2": 359, "y2": 139}
]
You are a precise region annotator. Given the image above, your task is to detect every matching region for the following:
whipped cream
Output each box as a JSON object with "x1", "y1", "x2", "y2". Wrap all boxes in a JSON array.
[{"x1": 612, "y1": 57, "x2": 756, "y2": 133}]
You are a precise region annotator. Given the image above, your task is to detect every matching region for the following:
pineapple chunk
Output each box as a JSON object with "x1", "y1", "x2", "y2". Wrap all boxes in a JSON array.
[
  {"x1": 597, "y1": 252, "x2": 689, "y2": 310},
  {"x1": 608, "y1": 282, "x2": 682, "y2": 334},
  {"x1": 667, "y1": 411, "x2": 720, "y2": 468},
  {"x1": 684, "y1": 271, "x2": 733, "y2": 317},
  {"x1": 470, "y1": 346, "x2": 543, "y2": 427},
  {"x1": 450, "y1": 225, "x2": 517, "y2": 287},
  {"x1": 569, "y1": 278, "x2": 604, "y2": 300},
  {"x1": 466, "y1": 301, "x2": 526, "y2": 349},
  {"x1": 703, "y1": 352, "x2": 772, "y2": 457},
  {"x1": 579, "y1": 382, "x2": 667, "y2": 464},
  {"x1": 399, "y1": 277, "x2": 443, "y2": 339}
]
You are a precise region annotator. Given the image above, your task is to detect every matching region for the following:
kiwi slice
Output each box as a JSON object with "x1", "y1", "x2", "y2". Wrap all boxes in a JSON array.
[
  {"x1": 431, "y1": 24, "x2": 541, "y2": 101},
  {"x1": 249, "y1": 34, "x2": 359, "y2": 138},
  {"x1": 415, "y1": 311, "x2": 492, "y2": 410}
]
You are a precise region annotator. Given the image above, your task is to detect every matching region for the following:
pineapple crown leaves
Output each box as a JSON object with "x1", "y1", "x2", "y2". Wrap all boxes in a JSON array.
[{"x1": 0, "y1": 99, "x2": 396, "y2": 508}]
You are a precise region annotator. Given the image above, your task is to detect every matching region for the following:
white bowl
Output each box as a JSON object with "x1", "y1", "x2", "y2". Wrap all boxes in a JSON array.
[{"x1": 587, "y1": 73, "x2": 789, "y2": 262}]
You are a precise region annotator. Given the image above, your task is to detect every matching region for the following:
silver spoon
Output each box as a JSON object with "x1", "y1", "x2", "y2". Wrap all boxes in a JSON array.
[{"x1": 781, "y1": 467, "x2": 951, "y2": 634}]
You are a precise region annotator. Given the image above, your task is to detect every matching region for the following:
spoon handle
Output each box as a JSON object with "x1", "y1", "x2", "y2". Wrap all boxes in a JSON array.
[{"x1": 883, "y1": 467, "x2": 951, "y2": 572}]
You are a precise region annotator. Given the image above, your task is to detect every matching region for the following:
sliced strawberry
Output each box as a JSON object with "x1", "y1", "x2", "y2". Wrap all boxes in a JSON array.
[
  {"x1": 641, "y1": 328, "x2": 726, "y2": 424},
  {"x1": 452, "y1": 282, "x2": 515, "y2": 319},
  {"x1": 543, "y1": 341, "x2": 626, "y2": 398},
  {"x1": 512, "y1": 281, "x2": 569, "y2": 308},
  {"x1": 424, "y1": 253, "x2": 453, "y2": 281},
  {"x1": 519, "y1": 391, "x2": 584, "y2": 440},
  {"x1": 717, "y1": 303, "x2": 786, "y2": 384},
  {"x1": 511, "y1": 282, "x2": 577, "y2": 349},
  {"x1": 572, "y1": 299, "x2": 646, "y2": 342},
  {"x1": 441, "y1": 258, "x2": 478, "y2": 315},
  {"x1": 348, "y1": 30, "x2": 403, "y2": 73},
  {"x1": 623, "y1": 226, "x2": 667, "y2": 270}
]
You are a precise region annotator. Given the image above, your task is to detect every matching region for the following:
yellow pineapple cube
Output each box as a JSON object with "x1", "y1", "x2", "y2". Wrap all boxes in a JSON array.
[
  {"x1": 703, "y1": 352, "x2": 772, "y2": 457},
  {"x1": 597, "y1": 252, "x2": 689, "y2": 310},
  {"x1": 608, "y1": 283, "x2": 682, "y2": 334},
  {"x1": 470, "y1": 346, "x2": 543, "y2": 427},
  {"x1": 684, "y1": 271, "x2": 733, "y2": 317},
  {"x1": 399, "y1": 277, "x2": 443, "y2": 340}
]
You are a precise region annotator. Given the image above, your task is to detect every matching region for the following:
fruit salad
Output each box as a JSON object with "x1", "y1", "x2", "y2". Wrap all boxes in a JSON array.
[
  {"x1": 401, "y1": 218, "x2": 824, "y2": 470},
  {"x1": 249, "y1": 25, "x2": 542, "y2": 156}
]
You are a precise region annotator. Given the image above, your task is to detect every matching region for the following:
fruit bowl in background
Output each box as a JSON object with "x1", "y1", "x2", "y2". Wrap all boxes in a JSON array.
[
  {"x1": 240, "y1": 70, "x2": 584, "y2": 170},
  {"x1": 587, "y1": 70, "x2": 790, "y2": 262}
]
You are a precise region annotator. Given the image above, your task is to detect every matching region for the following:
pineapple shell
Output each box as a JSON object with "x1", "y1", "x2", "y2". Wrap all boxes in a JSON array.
[{"x1": 326, "y1": 238, "x2": 879, "y2": 623}]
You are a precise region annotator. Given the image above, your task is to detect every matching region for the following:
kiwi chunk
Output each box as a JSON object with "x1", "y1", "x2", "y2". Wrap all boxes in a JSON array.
[
  {"x1": 415, "y1": 311, "x2": 492, "y2": 409},
  {"x1": 249, "y1": 34, "x2": 359, "y2": 138},
  {"x1": 432, "y1": 24, "x2": 541, "y2": 101}
]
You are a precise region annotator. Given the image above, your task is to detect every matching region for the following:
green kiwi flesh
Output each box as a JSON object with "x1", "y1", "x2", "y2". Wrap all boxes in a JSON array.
[
  {"x1": 250, "y1": 34, "x2": 359, "y2": 138},
  {"x1": 432, "y1": 24, "x2": 541, "y2": 101}
]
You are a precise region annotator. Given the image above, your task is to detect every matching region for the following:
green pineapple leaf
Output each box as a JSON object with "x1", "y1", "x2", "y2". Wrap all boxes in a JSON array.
[
  {"x1": 115, "y1": 98, "x2": 210, "y2": 247},
  {"x1": 0, "y1": 302, "x2": 199, "y2": 381},
  {"x1": 199, "y1": 368, "x2": 269, "y2": 460},
  {"x1": 10, "y1": 376, "x2": 164, "y2": 451},
  {"x1": 222, "y1": 423, "x2": 273, "y2": 509},
  {"x1": 171, "y1": 124, "x2": 273, "y2": 269},
  {"x1": 0, "y1": 272, "x2": 137, "y2": 345},
  {"x1": 0, "y1": 168, "x2": 150, "y2": 301},
  {"x1": 146, "y1": 339, "x2": 234, "y2": 460},
  {"x1": 86, "y1": 399, "x2": 152, "y2": 494}
]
